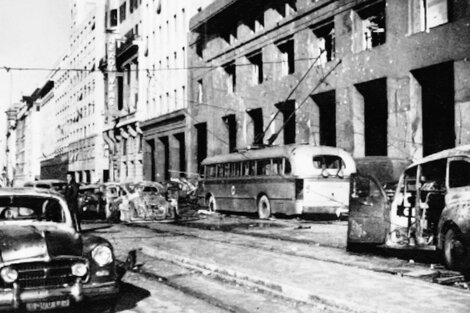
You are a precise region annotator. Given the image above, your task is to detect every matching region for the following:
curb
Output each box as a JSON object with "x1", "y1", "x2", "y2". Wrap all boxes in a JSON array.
[{"x1": 141, "y1": 244, "x2": 371, "y2": 313}]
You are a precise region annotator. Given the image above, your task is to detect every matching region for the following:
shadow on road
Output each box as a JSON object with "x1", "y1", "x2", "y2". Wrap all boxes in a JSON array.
[{"x1": 75, "y1": 282, "x2": 151, "y2": 313}]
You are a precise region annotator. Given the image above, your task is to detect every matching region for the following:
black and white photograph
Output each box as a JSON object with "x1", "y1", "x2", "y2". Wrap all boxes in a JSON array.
[{"x1": 0, "y1": 0, "x2": 469, "y2": 312}]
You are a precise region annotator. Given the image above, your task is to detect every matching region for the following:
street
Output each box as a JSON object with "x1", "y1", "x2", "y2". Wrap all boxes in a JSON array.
[{"x1": 80, "y1": 209, "x2": 470, "y2": 313}]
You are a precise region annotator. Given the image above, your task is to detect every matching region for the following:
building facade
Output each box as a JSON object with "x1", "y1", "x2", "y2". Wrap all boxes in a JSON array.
[
  {"x1": 34, "y1": 0, "x2": 109, "y2": 183},
  {"x1": 187, "y1": 0, "x2": 470, "y2": 175},
  {"x1": 140, "y1": 0, "x2": 214, "y2": 182},
  {"x1": 102, "y1": 0, "x2": 145, "y2": 183}
]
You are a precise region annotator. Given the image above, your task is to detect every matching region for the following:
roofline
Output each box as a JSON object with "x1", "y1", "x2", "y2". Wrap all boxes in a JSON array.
[{"x1": 406, "y1": 145, "x2": 470, "y2": 169}]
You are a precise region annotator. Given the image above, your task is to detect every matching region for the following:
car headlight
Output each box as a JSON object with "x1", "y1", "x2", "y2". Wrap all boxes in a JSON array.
[
  {"x1": 71, "y1": 262, "x2": 88, "y2": 277},
  {"x1": 91, "y1": 245, "x2": 113, "y2": 267},
  {"x1": 0, "y1": 267, "x2": 18, "y2": 283}
]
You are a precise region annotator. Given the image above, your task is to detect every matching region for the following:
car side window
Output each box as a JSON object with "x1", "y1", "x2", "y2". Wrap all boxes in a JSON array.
[{"x1": 449, "y1": 159, "x2": 470, "y2": 188}]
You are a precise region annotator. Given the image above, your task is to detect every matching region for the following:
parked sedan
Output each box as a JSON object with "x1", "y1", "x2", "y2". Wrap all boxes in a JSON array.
[
  {"x1": 23, "y1": 179, "x2": 67, "y2": 194},
  {"x1": 0, "y1": 188, "x2": 119, "y2": 311},
  {"x1": 78, "y1": 184, "x2": 105, "y2": 219}
]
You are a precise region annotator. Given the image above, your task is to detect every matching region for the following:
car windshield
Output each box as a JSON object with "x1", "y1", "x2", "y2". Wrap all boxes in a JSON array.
[{"x1": 0, "y1": 196, "x2": 66, "y2": 223}]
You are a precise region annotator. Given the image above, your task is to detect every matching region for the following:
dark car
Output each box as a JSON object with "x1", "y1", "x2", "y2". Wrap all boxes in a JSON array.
[
  {"x1": 78, "y1": 184, "x2": 105, "y2": 219},
  {"x1": 23, "y1": 179, "x2": 67, "y2": 194},
  {"x1": 0, "y1": 188, "x2": 119, "y2": 311}
]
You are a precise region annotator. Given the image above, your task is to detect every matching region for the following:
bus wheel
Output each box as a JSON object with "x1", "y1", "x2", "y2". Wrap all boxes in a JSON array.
[
  {"x1": 258, "y1": 195, "x2": 271, "y2": 219},
  {"x1": 443, "y1": 228, "x2": 468, "y2": 271},
  {"x1": 208, "y1": 195, "x2": 217, "y2": 212}
]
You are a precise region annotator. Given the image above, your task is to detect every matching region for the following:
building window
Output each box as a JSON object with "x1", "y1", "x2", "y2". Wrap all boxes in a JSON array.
[
  {"x1": 122, "y1": 138, "x2": 127, "y2": 155},
  {"x1": 222, "y1": 26, "x2": 237, "y2": 45},
  {"x1": 195, "y1": 123, "x2": 207, "y2": 174},
  {"x1": 247, "y1": 108, "x2": 264, "y2": 145},
  {"x1": 255, "y1": 12, "x2": 264, "y2": 32},
  {"x1": 351, "y1": 1, "x2": 386, "y2": 52},
  {"x1": 247, "y1": 51, "x2": 263, "y2": 85},
  {"x1": 276, "y1": 0, "x2": 297, "y2": 19},
  {"x1": 196, "y1": 40, "x2": 203, "y2": 59},
  {"x1": 312, "y1": 19, "x2": 335, "y2": 64},
  {"x1": 277, "y1": 38, "x2": 295, "y2": 75},
  {"x1": 110, "y1": 9, "x2": 118, "y2": 27},
  {"x1": 197, "y1": 79, "x2": 203, "y2": 104},
  {"x1": 247, "y1": 11, "x2": 264, "y2": 33},
  {"x1": 223, "y1": 114, "x2": 237, "y2": 153},
  {"x1": 409, "y1": 0, "x2": 448, "y2": 33},
  {"x1": 223, "y1": 62, "x2": 236, "y2": 93},
  {"x1": 119, "y1": 2, "x2": 127, "y2": 23}
]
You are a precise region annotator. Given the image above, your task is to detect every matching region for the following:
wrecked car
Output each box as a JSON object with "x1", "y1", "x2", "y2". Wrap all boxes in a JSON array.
[
  {"x1": 348, "y1": 147, "x2": 470, "y2": 271},
  {"x1": 119, "y1": 181, "x2": 175, "y2": 222},
  {"x1": 0, "y1": 188, "x2": 119, "y2": 311}
]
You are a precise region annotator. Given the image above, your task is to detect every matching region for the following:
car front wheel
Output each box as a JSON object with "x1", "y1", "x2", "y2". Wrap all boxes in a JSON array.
[{"x1": 443, "y1": 228, "x2": 468, "y2": 271}]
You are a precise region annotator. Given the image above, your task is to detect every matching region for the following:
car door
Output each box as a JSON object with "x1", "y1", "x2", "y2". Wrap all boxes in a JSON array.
[{"x1": 347, "y1": 174, "x2": 389, "y2": 245}]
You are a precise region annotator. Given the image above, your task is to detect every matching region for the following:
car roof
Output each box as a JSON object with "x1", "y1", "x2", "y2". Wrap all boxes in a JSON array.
[
  {"x1": 0, "y1": 187, "x2": 64, "y2": 198},
  {"x1": 406, "y1": 144, "x2": 470, "y2": 169}
]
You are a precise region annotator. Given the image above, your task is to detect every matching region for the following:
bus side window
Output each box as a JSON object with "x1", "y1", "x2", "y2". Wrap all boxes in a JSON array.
[
  {"x1": 284, "y1": 159, "x2": 292, "y2": 175},
  {"x1": 272, "y1": 158, "x2": 282, "y2": 175},
  {"x1": 235, "y1": 162, "x2": 241, "y2": 176},
  {"x1": 224, "y1": 163, "x2": 230, "y2": 177},
  {"x1": 217, "y1": 164, "x2": 224, "y2": 177},
  {"x1": 257, "y1": 159, "x2": 271, "y2": 176}
]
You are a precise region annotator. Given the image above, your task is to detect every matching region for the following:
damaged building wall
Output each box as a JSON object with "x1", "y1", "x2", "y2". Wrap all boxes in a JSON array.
[{"x1": 187, "y1": 0, "x2": 470, "y2": 174}]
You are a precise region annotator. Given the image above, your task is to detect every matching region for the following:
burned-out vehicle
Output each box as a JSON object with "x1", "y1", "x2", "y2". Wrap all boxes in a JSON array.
[
  {"x1": 348, "y1": 147, "x2": 470, "y2": 271},
  {"x1": 119, "y1": 181, "x2": 175, "y2": 222},
  {"x1": 0, "y1": 188, "x2": 119, "y2": 311}
]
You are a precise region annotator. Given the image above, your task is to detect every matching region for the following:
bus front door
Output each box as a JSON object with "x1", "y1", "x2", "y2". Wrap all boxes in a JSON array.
[{"x1": 347, "y1": 174, "x2": 389, "y2": 249}]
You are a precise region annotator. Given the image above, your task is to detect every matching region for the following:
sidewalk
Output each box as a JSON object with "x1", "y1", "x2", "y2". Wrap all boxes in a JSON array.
[{"x1": 134, "y1": 223, "x2": 470, "y2": 313}]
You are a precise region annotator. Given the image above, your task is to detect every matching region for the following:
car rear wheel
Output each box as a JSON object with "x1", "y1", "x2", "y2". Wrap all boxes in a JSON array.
[
  {"x1": 258, "y1": 195, "x2": 271, "y2": 219},
  {"x1": 443, "y1": 228, "x2": 468, "y2": 271},
  {"x1": 208, "y1": 195, "x2": 217, "y2": 212}
]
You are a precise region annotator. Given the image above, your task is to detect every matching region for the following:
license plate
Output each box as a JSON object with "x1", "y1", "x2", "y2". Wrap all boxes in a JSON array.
[{"x1": 25, "y1": 299, "x2": 70, "y2": 311}]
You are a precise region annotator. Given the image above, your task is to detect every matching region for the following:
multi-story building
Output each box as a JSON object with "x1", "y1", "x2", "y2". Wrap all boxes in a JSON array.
[
  {"x1": 103, "y1": 0, "x2": 214, "y2": 183},
  {"x1": 4, "y1": 104, "x2": 18, "y2": 187},
  {"x1": 102, "y1": 0, "x2": 145, "y2": 182},
  {"x1": 187, "y1": 0, "x2": 470, "y2": 175},
  {"x1": 65, "y1": 0, "x2": 108, "y2": 183},
  {"x1": 139, "y1": 0, "x2": 214, "y2": 182},
  {"x1": 12, "y1": 90, "x2": 43, "y2": 185},
  {"x1": 37, "y1": 0, "x2": 108, "y2": 183}
]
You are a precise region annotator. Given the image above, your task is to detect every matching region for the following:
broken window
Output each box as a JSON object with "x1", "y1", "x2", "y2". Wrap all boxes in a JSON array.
[
  {"x1": 409, "y1": 0, "x2": 448, "y2": 33},
  {"x1": 248, "y1": 108, "x2": 264, "y2": 145},
  {"x1": 222, "y1": 114, "x2": 237, "y2": 153},
  {"x1": 312, "y1": 19, "x2": 335, "y2": 64},
  {"x1": 196, "y1": 123, "x2": 207, "y2": 173},
  {"x1": 247, "y1": 51, "x2": 263, "y2": 85},
  {"x1": 311, "y1": 91, "x2": 336, "y2": 147},
  {"x1": 223, "y1": 62, "x2": 236, "y2": 93},
  {"x1": 449, "y1": 159, "x2": 470, "y2": 188},
  {"x1": 351, "y1": 1, "x2": 386, "y2": 52},
  {"x1": 222, "y1": 26, "x2": 237, "y2": 45},
  {"x1": 277, "y1": 38, "x2": 295, "y2": 75},
  {"x1": 276, "y1": 0, "x2": 297, "y2": 19},
  {"x1": 355, "y1": 78, "x2": 388, "y2": 156}
]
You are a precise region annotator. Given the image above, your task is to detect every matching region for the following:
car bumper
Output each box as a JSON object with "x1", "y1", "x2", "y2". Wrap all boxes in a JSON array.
[
  {"x1": 0, "y1": 279, "x2": 119, "y2": 311},
  {"x1": 298, "y1": 203, "x2": 348, "y2": 217},
  {"x1": 83, "y1": 281, "x2": 120, "y2": 300}
]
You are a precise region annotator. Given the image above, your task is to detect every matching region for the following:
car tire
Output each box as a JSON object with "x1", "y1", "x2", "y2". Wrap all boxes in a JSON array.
[
  {"x1": 443, "y1": 228, "x2": 468, "y2": 271},
  {"x1": 258, "y1": 195, "x2": 271, "y2": 219},
  {"x1": 208, "y1": 195, "x2": 217, "y2": 212}
]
